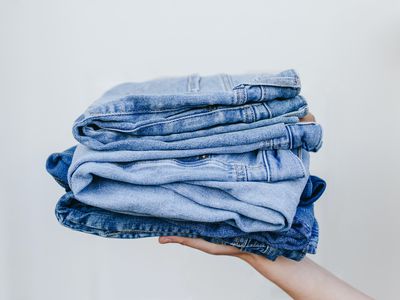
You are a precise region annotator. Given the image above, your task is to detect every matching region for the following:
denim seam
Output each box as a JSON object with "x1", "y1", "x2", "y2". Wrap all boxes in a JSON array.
[
  {"x1": 233, "y1": 87, "x2": 247, "y2": 105},
  {"x1": 219, "y1": 74, "x2": 226, "y2": 91},
  {"x1": 220, "y1": 74, "x2": 230, "y2": 91},
  {"x1": 130, "y1": 157, "x2": 208, "y2": 166},
  {"x1": 243, "y1": 86, "x2": 248, "y2": 104},
  {"x1": 248, "y1": 105, "x2": 256, "y2": 122},
  {"x1": 233, "y1": 164, "x2": 247, "y2": 181},
  {"x1": 242, "y1": 106, "x2": 249, "y2": 123},
  {"x1": 286, "y1": 125, "x2": 293, "y2": 150},
  {"x1": 260, "y1": 85, "x2": 266, "y2": 101},
  {"x1": 246, "y1": 158, "x2": 268, "y2": 182},
  {"x1": 262, "y1": 102, "x2": 272, "y2": 118},
  {"x1": 290, "y1": 149, "x2": 306, "y2": 178},
  {"x1": 202, "y1": 157, "x2": 266, "y2": 171},
  {"x1": 135, "y1": 158, "x2": 235, "y2": 172},
  {"x1": 261, "y1": 150, "x2": 271, "y2": 182},
  {"x1": 221, "y1": 74, "x2": 227, "y2": 89},
  {"x1": 187, "y1": 74, "x2": 200, "y2": 93},
  {"x1": 227, "y1": 74, "x2": 234, "y2": 89},
  {"x1": 244, "y1": 165, "x2": 249, "y2": 181},
  {"x1": 269, "y1": 137, "x2": 291, "y2": 150}
]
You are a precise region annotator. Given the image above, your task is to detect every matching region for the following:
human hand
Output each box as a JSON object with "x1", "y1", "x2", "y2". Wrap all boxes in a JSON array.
[
  {"x1": 158, "y1": 236, "x2": 251, "y2": 259},
  {"x1": 299, "y1": 112, "x2": 315, "y2": 122},
  {"x1": 159, "y1": 236, "x2": 373, "y2": 300}
]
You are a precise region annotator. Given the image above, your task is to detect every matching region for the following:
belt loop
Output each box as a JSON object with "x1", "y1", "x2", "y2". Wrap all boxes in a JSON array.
[{"x1": 187, "y1": 74, "x2": 200, "y2": 93}]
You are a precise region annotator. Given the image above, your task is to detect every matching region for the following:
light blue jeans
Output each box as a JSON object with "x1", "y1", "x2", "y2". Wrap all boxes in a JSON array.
[
  {"x1": 72, "y1": 69, "x2": 321, "y2": 153},
  {"x1": 68, "y1": 70, "x2": 323, "y2": 233},
  {"x1": 46, "y1": 146, "x2": 325, "y2": 261}
]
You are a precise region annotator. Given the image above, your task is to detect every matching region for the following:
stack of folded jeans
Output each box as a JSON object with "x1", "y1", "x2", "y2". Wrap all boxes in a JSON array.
[{"x1": 46, "y1": 69, "x2": 326, "y2": 261}]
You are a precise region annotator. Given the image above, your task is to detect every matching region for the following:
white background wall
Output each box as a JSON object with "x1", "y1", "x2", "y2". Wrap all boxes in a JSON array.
[{"x1": 1, "y1": 0, "x2": 399, "y2": 299}]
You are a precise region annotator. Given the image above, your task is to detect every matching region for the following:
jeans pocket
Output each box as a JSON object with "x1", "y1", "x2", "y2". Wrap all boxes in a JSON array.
[
  {"x1": 173, "y1": 154, "x2": 210, "y2": 164},
  {"x1": 232, "y1": 69, "x2": 301, "y2": 89},
  {"x1": 262, "y1": 148, "x2": 307, "y2": 182}
]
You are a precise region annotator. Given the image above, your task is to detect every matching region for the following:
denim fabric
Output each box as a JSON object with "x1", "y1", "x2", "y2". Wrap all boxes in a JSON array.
[
  {"x1": 299, "y1": 175, "x2": 327, "y2": 207},
  {"x1": 68, "y1": 145, "x2": 311, "y2": 233},
  {"x1": 67, "y1": 71, "x2": 324, "y2": 233},
  {"x1": 46, "y1": 69, "x2": 325, "y2": 260},
  {"x1": 72, "y1": 70, "x2": 322, "y2": 154},
  {"x1": 46, "y1": 146, "x2": 325, "y2": 261}
]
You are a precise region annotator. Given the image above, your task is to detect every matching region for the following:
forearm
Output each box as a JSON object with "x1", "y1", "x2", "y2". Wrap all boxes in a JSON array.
[
  {"x1": 159, "y1": 236, "x2": 373, "y2": 299},
  {"x1": 237, "y1": 254, "x2": 373, "y2": 300}
]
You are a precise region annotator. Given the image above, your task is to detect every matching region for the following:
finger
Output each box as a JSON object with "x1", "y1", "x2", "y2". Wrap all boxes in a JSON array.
[
  {"x1": 158, "y1": 236, "x2": 240, "y2": 255},
  {"x1": 159, "y1": 236, "x2": 219, "y2": 251},
  {"x1": 299, "y1": 113, "x2": 316, "y2": 122}
]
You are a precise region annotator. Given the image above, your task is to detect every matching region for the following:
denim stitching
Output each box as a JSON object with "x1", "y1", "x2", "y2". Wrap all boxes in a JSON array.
[
  {"x1": 234, "y1": 164, "x2": 246, "y2": 181},
  {"x1": 244, "y1": 165, "x2": 249, "y2": 181},
  {"x1": 261, "y1": 150, "x2": 271, "y2": 182},
  {"x1": 226, "y1": 74, "x2": 234, "y2": 89},
  {"x1": 219, "y1": 74, "x2": 230, "y2": 91},
  {"x1": 233, "y1": 88, "x2": 240, "y2": 105},
  {"x1": 286, "y1": 125, "x2": 293, "y2": 150},
  {"x1": 262, "y1": 102, "x2": 273, "y2": 118},
  {"x1": 187, "y1": 74, "x2": 200, "y2": 93},
  {"x1": 237, "y1": 75, "x2": 300, "y2": 88},
  {"x1": 260, "y1": 85, "x2": 266, "y2": 101},
  {"x1": 248, "y1": 105, "x2": 256, "y2": 122}
]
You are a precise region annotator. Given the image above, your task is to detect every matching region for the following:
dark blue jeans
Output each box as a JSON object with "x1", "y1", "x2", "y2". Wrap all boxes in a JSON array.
[{"x1": 46, "y1": 146, "x2": 325, "y2": 261}]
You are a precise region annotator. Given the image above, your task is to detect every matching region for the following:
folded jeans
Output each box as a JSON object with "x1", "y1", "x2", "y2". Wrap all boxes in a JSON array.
[
  {"x1": 72, "y1": 70, "x2": 322, "y2": 154},
  {"x1": 46, "y1": 69, "x2": 326, "y2": 261},
  {"x1": 68, "y1": 145, "x2": 311, "y2": 232},
  {"x1": 46, "y1": 146, "x2": 325, "y2": 261}
]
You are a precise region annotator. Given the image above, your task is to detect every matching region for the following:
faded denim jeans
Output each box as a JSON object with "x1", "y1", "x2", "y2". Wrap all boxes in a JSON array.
[
  {"x1": 47, "y1": 146, "x2": 326, "y2": 261},
  {"x1": 68, "y1": 70, "x2": 323, "y2": 233},
  {"x1": 72, "y1": 69, "x2": 321, "y2": 153}
]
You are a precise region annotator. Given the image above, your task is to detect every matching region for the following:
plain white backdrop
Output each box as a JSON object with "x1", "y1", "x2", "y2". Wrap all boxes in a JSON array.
[{"x1": 1, "y1": 0, "x2": 399, "y2": 299}]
